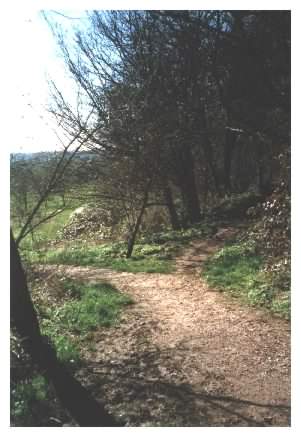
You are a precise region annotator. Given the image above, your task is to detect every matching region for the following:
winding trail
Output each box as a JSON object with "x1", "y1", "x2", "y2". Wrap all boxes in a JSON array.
[{"x1": 41, "y1": 227, "x2": 290, "y2": 426}]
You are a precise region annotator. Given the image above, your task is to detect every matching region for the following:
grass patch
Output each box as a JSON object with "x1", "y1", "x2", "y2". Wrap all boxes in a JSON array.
[
  {"x1": 202, "y1": 243, "x2": 290, "y2": 319},
  {"x1": 203, "y1": 244, "x2": 262, "y2": 292},
  {"x1": 38, "y1": 280, "x2": 133, "y2": 365},
  {"x1": 35, "y1": 208, "x2": 74, "y2": 241},
  {"x1": 270, "y1": 294, "x2": 290, "y2": 319},
  {"x1": 23, "y1": 222, "x2": 218, "y2": 273},
  {"x1": 26, "y1": 242, "x2": 174, "y2": 273},
  {"x1": 11, "y1": 190, "x2": 83, "y2": 251}
]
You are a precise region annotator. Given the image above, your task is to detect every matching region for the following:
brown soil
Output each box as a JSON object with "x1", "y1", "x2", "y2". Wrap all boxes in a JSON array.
[{"x1": 41, "y1": 227, "x2": 290, "y2": 427}]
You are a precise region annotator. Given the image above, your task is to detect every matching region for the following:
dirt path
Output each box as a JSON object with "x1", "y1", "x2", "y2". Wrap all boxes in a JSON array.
[{"x1": 41, "y1": 228, "x2": 290, "y2": 426}]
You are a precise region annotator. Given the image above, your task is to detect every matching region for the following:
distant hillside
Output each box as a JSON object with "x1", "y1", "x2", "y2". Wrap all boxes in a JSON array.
[
  {"x1": 10, "y1": 151, "x2": 96, "y2": 162},
  {"x1": 11, "y1": 152, "x2": 35, "y2": 161}
]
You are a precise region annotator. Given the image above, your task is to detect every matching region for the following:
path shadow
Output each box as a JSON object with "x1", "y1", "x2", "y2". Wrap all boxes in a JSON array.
[{"x1": 81, "y1": 347, "x2": 290, "y2": 427}]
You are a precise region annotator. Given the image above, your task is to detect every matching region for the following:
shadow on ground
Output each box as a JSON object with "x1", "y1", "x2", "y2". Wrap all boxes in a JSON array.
[
  {"x1": 78, "y1": 328, "x2": 290, "y2": 427},
  {"x1": 78, "y1": 345, "x2": 290, "y2": 427}
]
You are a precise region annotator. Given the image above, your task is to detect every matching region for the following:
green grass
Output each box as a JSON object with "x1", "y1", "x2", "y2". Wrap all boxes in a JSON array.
[
  {"x1": 11, "y1": 191, "x2": 82, "y2": 247},
  {"x1": 202, "y1": 243, "x2": 290, "y2": 318},
  {"x1": 26, "y1": 242, "x2": 175, "y2": 274},
  {"x1": 11, "y1": 277, "x2": 132, "y2": 425},
  {"x1": 203, "y1": 244, "x2": 262, "y2": 292},
  {"x1": 36, "y1": 208, "x2": 74, "y2": 240},
  {"x1": 38, "y1": 280, "x2": 133, "y2": 364},
  {"x1": 21, "y1": 221, "x2": 218, "y2": 274}
]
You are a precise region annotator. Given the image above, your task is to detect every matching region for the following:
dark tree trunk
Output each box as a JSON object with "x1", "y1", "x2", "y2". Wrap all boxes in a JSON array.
[
  {"x1": 10, "y1": 230, "x2": 42, "y2": 345},
  {"x1": 254, "y1": 135, "x2": 273, "y2": 196},
  {"x1": 199, "y1": 106, "x2": 221, "y2": 196},
  {"x1": 179, "y1": 181, "x2": 200, "y2": 225},
  {"x1": 258, "y1": 159, "x2": 273, "y2": 196},
  {"x1": 10, "y1": 230, "x2": 120, "y2": 427},
  {"x1": 126, "y1": 181, "x2": 151, "y2": 258},
  {"x1": 201, "y1": 162, "x2": 209, "y2": 204},
  {"x1": 175, "y1": 146, "x2": 200, "y2": 225},
  {"x1": 224, "y1": 128, "x2": 238, "y2": 193},
  {"x1": 203, "y1": 141, "x2": 221, "y2": 196},
  {"x1": 163, "y1": 182, "x2": 181, "y2": 230}
]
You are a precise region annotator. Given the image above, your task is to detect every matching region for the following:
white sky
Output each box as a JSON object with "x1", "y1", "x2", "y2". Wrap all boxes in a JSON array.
[{"x1": 1, "y1": 9, "x2": 86, "y2": 153}]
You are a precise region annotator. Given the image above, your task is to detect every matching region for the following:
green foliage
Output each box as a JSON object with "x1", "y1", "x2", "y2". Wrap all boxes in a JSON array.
[
  {"x1": 12, "y1": 193, "x2": 79, "y2": 253},
  {"x1": 38, "y1": 280, "x2": 133, "y2": 365},
  {"x1": 48, "y1": 282, "x2": 132, "y2": 331},
  {"x1": 23, "y1": 218, "x2": 218, "y2": 274},
  {"x1": 36, "y1": 207, "x2": 74, "y2": 241},
  {"x1": 10, "y1": 278, "x2": 132, "y2": 425},
  {"x1": 11, "y1": 375, "x2": 49, "y2": 423},
  {"x1": 141, "y1": 222, "x2": 217, "y2": 245},
  {"x1": 235, "y1": 153, "x2": 291, "y2": 314},
  {"x1": 42, "y1": 328, "x2": 80, "y2": 364},
  {"x1": 60, "y1": 277, "x2": 82, "y2": 299},
  {"x1": 203, "y1": 242, "x2": 290, "y2": 318},
  {"x1": 270, "y1": 294, "x2": 290, "y2": 319},
  {"x1": 27, "y1": 242, "x2": 174, "y2": 274}
]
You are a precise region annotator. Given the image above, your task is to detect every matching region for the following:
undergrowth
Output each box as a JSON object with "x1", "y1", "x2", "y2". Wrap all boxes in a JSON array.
[
  {"x1": 11, "y1": 374, "x2": 49, "y2": 426},
  {"x1": 202, "y1": 242, "x2": 290, "y2": 319},
  {"x1": 22, "y1": 221, "x2": 218, "y2": 273},
  {"x1": 140, "y1": 222, "x2": 217, "y2": 245},
  {"x1": 25, "y1": 242, "x2": 175, "y2": 273},
  {"x1": 10, "y1": 331, "x2": 74, "y2": 427},
  {"x1": 36, "y1": 279, "x2": 133, "y2": 365},
  {"x1": 11, "y1": 277, "x2": 131, "y2": 426}
]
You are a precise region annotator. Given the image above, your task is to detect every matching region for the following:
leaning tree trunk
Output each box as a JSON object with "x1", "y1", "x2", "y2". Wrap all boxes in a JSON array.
[
  {"x1": 10, "y1": 230, "x2": 42, "y2": 348},
  {"x1": 126, "y1": 181, "x2": 151, "y2": 259},
  {"x1": 10, "y1": 230, "x2": 120, "y2": 427}
]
